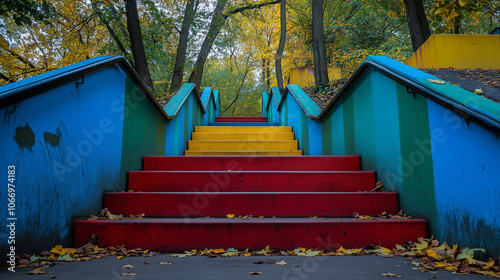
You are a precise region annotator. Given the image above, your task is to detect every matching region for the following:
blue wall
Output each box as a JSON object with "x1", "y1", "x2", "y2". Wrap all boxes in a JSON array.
[
  {"x1": 264, "y1": 55, "x2": 500, "y2": 257},
  {"x1": 0, "y1": 57, "x2": 168, "y2": 259}
]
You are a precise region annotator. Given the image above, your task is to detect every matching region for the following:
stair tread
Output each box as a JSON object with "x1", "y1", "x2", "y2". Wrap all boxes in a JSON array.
[{"x1": 77, "y1": 217, "x2": 427, "y2": 224}]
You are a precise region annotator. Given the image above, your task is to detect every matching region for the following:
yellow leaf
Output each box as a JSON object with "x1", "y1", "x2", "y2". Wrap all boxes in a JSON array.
[
  {"x1": 226, "y1": 214, "x2": 235, "y2": 218},
  {"x1": 50, "y1": 245, "x2": 63, "y2": 254},
  {"x1": 452, "y1": 244, "x2": 458, "y2": 251},
  {"x1": 212, "y1": 248, "x2": 226, "y2": 254},
  {"x1": 427, "y1": 79, "x2": 446, "y2": 85},
  {"x1": 425, "y1": 249, "x2": 443, "y2": 260},
  {"x1": 475, "y1": 271, "x2": 497, "y2": 276},
  {"x1": 300, "y1": 247, "x2": 306, "y2": 253},
  {"x1": 337, "y1": 246, "x2": 346, "y2": 253},
  {"x1": 265, "y1": 245, "x2": 270, "y2": 251},
  {"x1": 433, "y1": 262, "x2": 451, "y2": 267},
  {"x1": 117, "y1": 256, "x2": 124, "y2": 259},
  {"x1": 458, "y1": 0, "x2": 465, "y2": 6},
  {"x1": 380, "y1": 247, "x2": 392, "y2": 253},
  {"x1": 483, "y1": 261, "x2": 495, "y2": 270},
  {"x1": 0, "y1": 34, "x2": 9, "y2": 50},
  {"x1": 243, "y1": 253, "x2": 251, "y2": 256}
]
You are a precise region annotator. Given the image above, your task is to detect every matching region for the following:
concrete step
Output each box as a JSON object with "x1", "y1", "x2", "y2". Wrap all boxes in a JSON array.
[
  {"x1": 104, "y1": 192, "x2": 397, "y2": 218},
  {"x1": 215, "y1": 117, "x2": 268, "y2": 122},
  {"x1": 128, "y1": 171, "x2": 375, "y2": 192},
  {"x1": 74, "y1": 218, "x2": 427, "y2": 251},
  {"x1": 184, "y1": 150, "x2": 303, "y2": 156},
  {"x1": 191, "y1": 132, "x2": 295, "y2": 140},
  {"x1": 142, "y1": 156, "x2": 361, "y2": 171},
  {"x1": 188, "y1": 140, "x2": 298, "y2": 151},
  {"x1": 195, "y1": 126, "x2": 292, "y2": 132}
]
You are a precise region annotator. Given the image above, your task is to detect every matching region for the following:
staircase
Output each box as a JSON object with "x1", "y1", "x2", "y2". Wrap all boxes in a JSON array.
[
  {"x1": 185, "y1": 117, "x2": 302, "y2": 155},
  {"x1": 74, "y1": 117, "x2": 427, "y2": 251}
]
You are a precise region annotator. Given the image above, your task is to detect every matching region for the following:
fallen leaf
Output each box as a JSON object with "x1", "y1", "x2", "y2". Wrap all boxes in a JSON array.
[
  {"x1": 254, "y1": 261, "x2": 264, "y2": 264},
  {"x1": 226, "y1": 214, "x2": 235, "y2": 218},
  {"x1": 144, "y1": 261, "x2": 151, "y2": 265},
  {"x1": 427, "y1": 79, "x2": 446, "y2": 85},
  {"x1": 249, "y1": 271, "x2": 262, "y2": 275},
  {"x1": 159, "y1": 262, "x2": 173, "y2": 265},
  {"x1": 276, "y1": 260, "x2": 287, "y2": 265},
  {"x1": 474, "y1": 89, "x2": 483, "y2": 94},
  {"x1": 381, "y1": 272, "x2": 404, "y2": 277},
  {"x1": 120, "y1": 273, "x2": 136, "y2": 276},
  {"x1": 27, "y1": 270, "x2": 46, "y2": 275},
  {"x1": 122, "y1": 264, "x2": 134, "y2": 268}
]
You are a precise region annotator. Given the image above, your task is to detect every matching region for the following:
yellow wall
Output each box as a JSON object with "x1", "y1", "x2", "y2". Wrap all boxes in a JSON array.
[
  {"x1": 405, "y1": 34, "x2": 500, "y2": 69},
  {"x1": 288, "y1": 67, "x2": 341, "y2": 87}
]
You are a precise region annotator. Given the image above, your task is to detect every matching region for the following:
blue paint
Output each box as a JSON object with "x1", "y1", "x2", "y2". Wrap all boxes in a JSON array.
[
  {"x1": 284, "y1": 85, "x2": 322, "y2": 118},
  {"x1": 0, "y1": 57, "x2": 113, "y2": 96},
  {"x1": 308, "y1": 118, "x2": 322, "y2": 155},
  {"x1": 428, "y1": 100, "x2": 500, "y2": 254},
  {"x1": 0, "y1": 65, "x2": 127, "y2": 256},
  {"x1": 262, "y1": 92, "x2": 269, "y2": 118}
]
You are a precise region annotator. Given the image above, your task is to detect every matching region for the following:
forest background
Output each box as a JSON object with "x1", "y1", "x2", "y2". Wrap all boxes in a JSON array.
[{"x1": 0, "y1": 0, "x2": 498, "y2": 116}]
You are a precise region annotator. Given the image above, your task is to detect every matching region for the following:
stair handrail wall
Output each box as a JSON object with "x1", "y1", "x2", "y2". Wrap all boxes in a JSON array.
[{"x1": 262, "y1": 55, "x2": 500, "y2": 258}]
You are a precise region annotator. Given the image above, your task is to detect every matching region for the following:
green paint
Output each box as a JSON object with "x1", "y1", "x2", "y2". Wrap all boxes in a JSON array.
[
  {"x1": 342, "y1": 90, "x2": 355, "y2": 155},
  {"x1": 321, "y1": 114, "x2": 333, "y2": 155},
  {"x1": 331, "y1": 101, "x2": 345, "y2": 155},
  {"x1": 183, "y1": 95, "x2": 190, "y2": 151},
  {"x1": 419, "y1": 79, "x2": 500, "y2": 120},
  {"x1": 14, "y1": 123, "x2": 35, "y2": 151},
  {"x1": 119, "y1": 77, "x2": 166, "y2": 187},
  {"x1": 301, "y1": 112, "x2": 309, "y2": 154},
  {"x1": 173, "y1": 118, "x2": 179, "y2": 155},
  {"x1": 396, "y1": 82, "x2": 438, "y2": 231},
  {"x1": 164, "y1": 83, "x2": 195, "y2": 117},
  {"x1": 156, "y1": 117, "x2": 166, "y2": 154},
  {"x1": 287, "y1": 85, "x2": 322, "y2": 117}
]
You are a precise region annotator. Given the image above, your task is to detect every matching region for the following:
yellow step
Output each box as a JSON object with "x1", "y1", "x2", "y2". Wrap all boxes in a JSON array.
[
  {"x1": 185, "y1": 150, "x2": 303, "y2": 156},
  {"x1": 191, "y1": 132, "x2": 295, "y2": 141},
  {"x1": 195, "y1": 126, "x2": 292, "y2": 133},
  {"x1": 188, "y1": 140, "x2": 298, "y2": 151}
]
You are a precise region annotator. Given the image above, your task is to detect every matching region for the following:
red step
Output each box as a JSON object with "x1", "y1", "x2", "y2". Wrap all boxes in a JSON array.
[
  {"x1": 143, "y1": 156, "x2": 361, "y2": 171},
  {"x1": 215, "y1": 117, "x2": 268, "y2": 122},
  {"x1": 74, "y1": 155, "x2": 427, "y2": 251},
  {"x1": 128, "y1": 171, "x2": 375, "y2": 192},
  {"x1": 104, "y1": 192, "x2": 398, "y2": 217},
  {"x1": 74, "y1": 218, "x2": 427, "y2": 251}
]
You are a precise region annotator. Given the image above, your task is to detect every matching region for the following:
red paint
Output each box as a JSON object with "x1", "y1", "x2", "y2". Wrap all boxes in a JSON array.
[
  {"x1": 143, "y1": 156, "x2": 361, "y2": 171},
  {"x1": 128, "y1": 171, "x2": 375, "y2": 192},
  {"x1": 74, "y1": 154, "x2": 428, "y2": 251},
  {"x1": 215, "y1": 117, "x2": 268, "y2": 122},
  {"x1": 105, "y1": 192, "x2": 398, "y2": 217},
  {"x1": 74, "y1": 218, "x2": 427, "y2": 251}
]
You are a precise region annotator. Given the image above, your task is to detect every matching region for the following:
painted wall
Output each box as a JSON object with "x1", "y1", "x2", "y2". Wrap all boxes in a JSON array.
[
  {"x1": 264, "y1": 55, "x2": 500, "y2": 257},
  {"x1": 0, "y1": 58, "x2": 167, "y2": 259},
  {"x1": 164, "y1": 83, "x2": 216, "y2": 155},
  {"x1": 405, "y1": 34, "x2": 500, "y2": 69}
]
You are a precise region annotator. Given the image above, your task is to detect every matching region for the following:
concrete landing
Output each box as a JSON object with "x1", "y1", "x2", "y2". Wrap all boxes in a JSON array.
[{"x1": 0, "y1": 255, "x2": 489, "y2": 280}]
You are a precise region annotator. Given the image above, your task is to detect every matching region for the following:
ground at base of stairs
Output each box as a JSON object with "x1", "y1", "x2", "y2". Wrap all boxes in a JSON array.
[{"x1": 0, "y1": 255, "x2": 490, "y2": 280}]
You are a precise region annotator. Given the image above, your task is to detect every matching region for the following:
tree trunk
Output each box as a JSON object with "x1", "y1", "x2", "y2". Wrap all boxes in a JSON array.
[
  {"x1": 188, "y1": 0, "x2": 280, "y2": 90},
  {"x1": 169, "y1": 0, "x2": 198, "y2": 93},
  {"x1": 275, "y1": 0, "x2": 286, "y2": 90},
  {"x1": 188, "y1": 0, "x2": 227, "y2": 89},
  {"x1": 125, "y1": 0, "x2": 154, "y2": 91},
  {"x1": 404, "y1": 0, "x2": 431, "y2": 52},
  {"x1": 312, "y1": 0, "x2": 329, "y2": 89}
]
